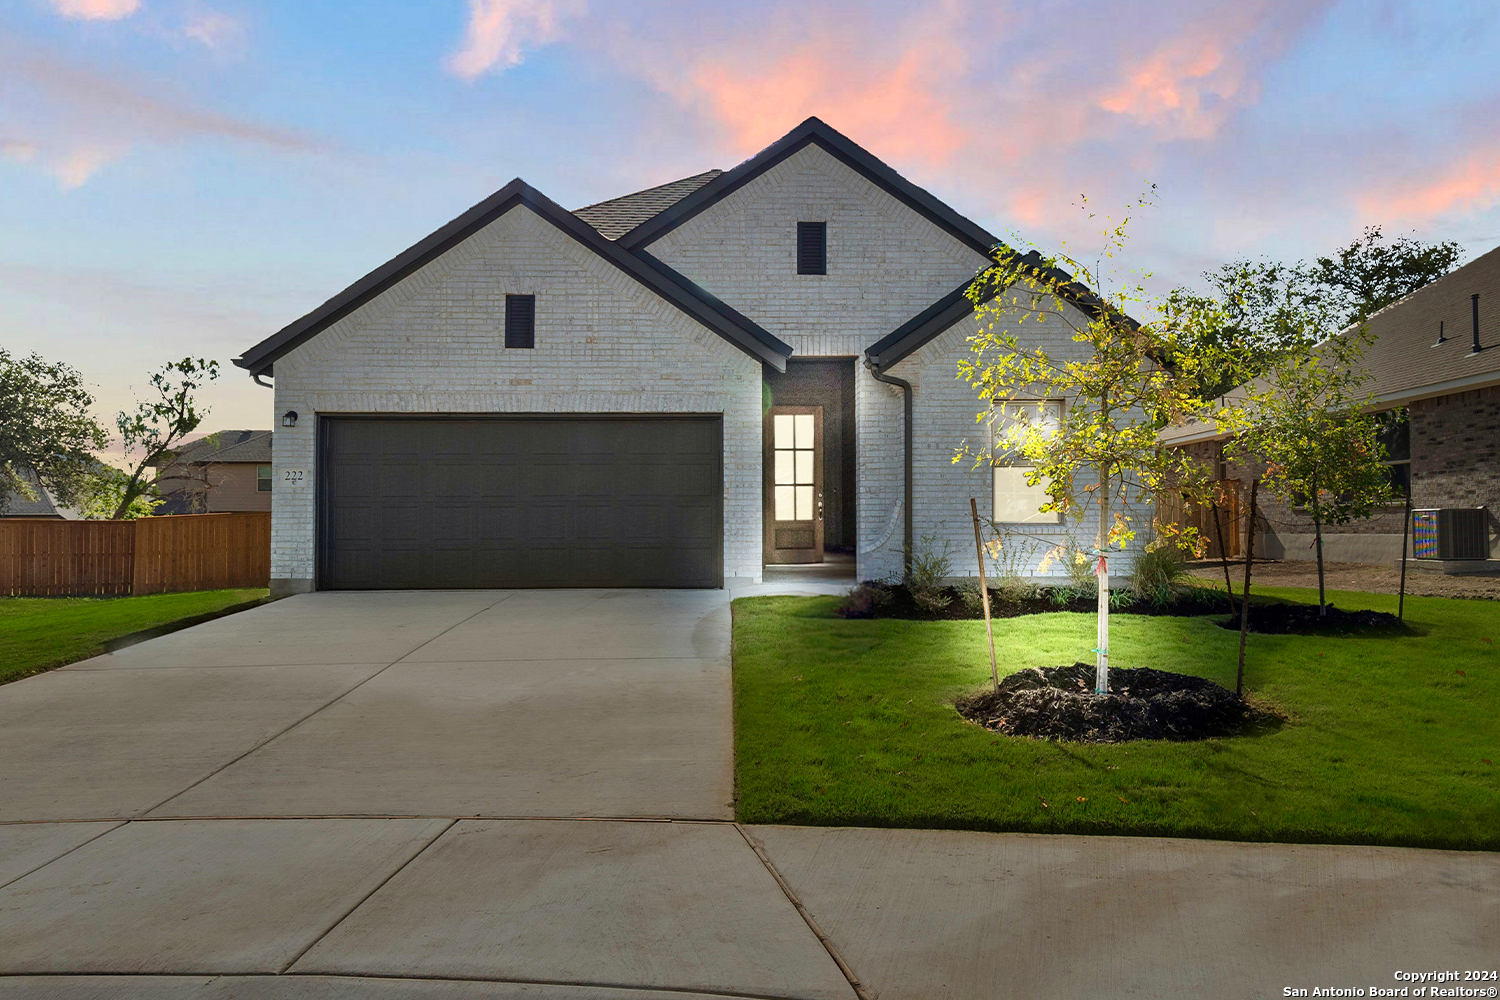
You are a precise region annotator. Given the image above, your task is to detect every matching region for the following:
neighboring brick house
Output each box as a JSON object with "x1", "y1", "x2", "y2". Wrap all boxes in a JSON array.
[
  {"x1": 1162, "y1": 243, "x2": 1500, "y2": 566},
  {"x1": 234, "y1": 118, "x2": 1137, "y2": 594},
  {"x1": 154, "y1": 430, "x2": 273, "y2": 515}
]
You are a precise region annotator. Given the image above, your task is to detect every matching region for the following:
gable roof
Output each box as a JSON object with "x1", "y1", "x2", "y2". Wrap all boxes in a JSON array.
[
  {"x1": 574, "y1": 170, "x2": 723, "y2": 240},
  {"x1": 163, "y1": 430, "x2": 273, "y2": 466},
  {"x1": 617, "y1": 117, "x2": 1003, "y2": 256},
  {"x1": 1, "y1": 468, "x2": 79, "y2": 519},
  {"x1": 233, "y1": 179, "x2": 791, "y2": 377},
  {"x1": 865, "y1": 252, "x2": 1128, "y2": 370}
]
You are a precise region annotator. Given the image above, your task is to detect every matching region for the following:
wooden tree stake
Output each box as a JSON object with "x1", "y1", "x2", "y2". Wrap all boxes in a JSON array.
[
  {"x1": 970, "y1": 497, "x2": 1001, "y2": 695},
  {"x1": 1236, "y1": 478, "x2": 1259, "y2": 698}
]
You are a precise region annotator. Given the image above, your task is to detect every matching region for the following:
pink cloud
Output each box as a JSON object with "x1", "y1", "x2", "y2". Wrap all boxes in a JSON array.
[
  {"x1": 447, "y1": 0, "x2": 583, "y2": 80},
  {"x1": 686, "y1": 38, "x2": 968, "y2": 167},
  {"x1": 50, "y1": 0, "x2": 140, "y2": 20},
  {"x1": 1098, "y1": 35, "x2": 1245, "y2": 140},
  {"x1": 1367, "y1": 147, "x2": 1500, "y2": 223}
]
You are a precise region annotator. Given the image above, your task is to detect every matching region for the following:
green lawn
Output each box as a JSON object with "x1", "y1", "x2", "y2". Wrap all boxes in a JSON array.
[
  {"x1": 0, "y1": 589, "x2": 269, "y2": 685},
  {"x1": 733, "y1": 586, "x2": 1500, "y2": 849}
]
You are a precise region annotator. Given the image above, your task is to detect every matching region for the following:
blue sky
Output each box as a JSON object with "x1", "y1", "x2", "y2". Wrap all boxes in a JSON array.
[{"x1": 4, "y1": 0, "x2": 1499, "y2": 453}]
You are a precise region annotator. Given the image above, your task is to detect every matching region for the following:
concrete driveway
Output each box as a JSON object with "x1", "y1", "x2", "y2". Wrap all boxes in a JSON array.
[{"x1": 1, "y1": 589, "x2": 1496, "y2": 999}]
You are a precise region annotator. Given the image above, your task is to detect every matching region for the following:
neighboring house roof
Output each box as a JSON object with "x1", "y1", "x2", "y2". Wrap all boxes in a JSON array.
[
  {"x1": 1162, "y1": 242, "x2": 1500, "y2": 447},
  {"x1": 573, "y1": 170, "x2": 723, "y2": 240},
  {"x1": 233, "y1": 179, "x2": 792, "y2": 377},
  {"x1": 163, "y1": 430, "x2": 273, "y2": 467},
  {"x1": 1, "y1": 468, "x2": 79, "y2": 519}
]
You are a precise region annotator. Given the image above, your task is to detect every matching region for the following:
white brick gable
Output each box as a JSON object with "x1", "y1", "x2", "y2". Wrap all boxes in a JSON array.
[
  {"x1": 268, "y1": 204, "x2": 764, "y2": 592},
  {"x1": 645, "y1": 144, "x2": 991, "y2": 358}
]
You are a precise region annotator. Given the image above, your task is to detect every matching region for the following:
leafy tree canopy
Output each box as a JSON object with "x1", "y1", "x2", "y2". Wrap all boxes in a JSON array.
[{"x1": 0, "y1": 349, "x2": 109, "y2": 513}]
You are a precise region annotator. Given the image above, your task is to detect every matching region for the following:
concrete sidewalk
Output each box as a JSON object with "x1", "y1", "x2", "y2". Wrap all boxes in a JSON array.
[{"x1": 1, "y1": 589, "x2": 1495, "y2": 999}]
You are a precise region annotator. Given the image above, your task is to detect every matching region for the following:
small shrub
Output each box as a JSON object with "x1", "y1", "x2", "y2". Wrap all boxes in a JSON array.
[
  {"x1": 992, "y1": 574, "x2": 1039, "y2": 606},
  {"x1": 835, "y1": 582, "x2": 893, "y2": 619},
  {"x1": 955, "y1": 577, "x2": 987, "y2": 615},
  {"x1": 1058, "y1": 545, "x2": 1098, "y2": 600},
  {"x1": 1048, "y1": 584, "x2": 1078, "y2": 608},
  {"x1": 1132, "y1": 541, "x2": 1187, "y2": 607},
  {"x1": 907, "y1": 534, "x2": 954, "y2": 614}
]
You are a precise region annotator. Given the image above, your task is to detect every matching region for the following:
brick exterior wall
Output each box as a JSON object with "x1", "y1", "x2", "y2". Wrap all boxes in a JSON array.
[
  {"x1": 645, "y1": 144, "x2": 993, "y2": 360},
  {"x1": 885, "y1": 305, "x2": 1149, "y2": 582},
  {"x1": 1410, "y1": 384, "x2": 1500, "y2": 556},
  {"x1": 1174, "y1": 383, "x2": 1500, "y2": 562},
  {"x1": 269, "y1": 205, "x2": 764, "y2": 593},
  {"x1": 643, "y1": 143, "x2": 1019, "y2": 581}
]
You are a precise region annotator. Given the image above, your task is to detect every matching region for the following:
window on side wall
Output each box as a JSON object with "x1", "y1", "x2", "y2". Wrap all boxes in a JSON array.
[
  {"x1": 257, "y1": 465, "x2": 272, "y2": 492},
  {"x1": 992, "y1": 399, "x2": 1063, "y2": 523},
  {"x1": 1375, "y1": 407, "x2": 1410, "y2": 498}
]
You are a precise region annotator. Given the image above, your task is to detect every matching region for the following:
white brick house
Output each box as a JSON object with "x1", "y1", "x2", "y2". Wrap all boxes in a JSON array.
[{"x1": 235, "y1": 118, "x2": 1130, "y2": 594}]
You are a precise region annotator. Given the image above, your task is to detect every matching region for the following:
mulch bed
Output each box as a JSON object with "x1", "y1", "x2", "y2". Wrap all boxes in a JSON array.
[
  {"x1": 1215, "y1": 602, "x2": 1402, "y2": 635},
  {"x1": 955, "y1": 663, "x2": 1282, "y2": 743},
  {"x1": 836, "y1": 582, "x2": 1232, "y2": 621}
]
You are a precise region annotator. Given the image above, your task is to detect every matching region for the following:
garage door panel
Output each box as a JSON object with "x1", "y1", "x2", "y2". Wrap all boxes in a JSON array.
[{"x1": 320, "y1": 416, "x2": 723, "y2": 589}]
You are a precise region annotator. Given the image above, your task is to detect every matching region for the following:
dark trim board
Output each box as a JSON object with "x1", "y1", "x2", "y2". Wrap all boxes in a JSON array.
[
  {"x1": 618, "y1": 117, "x2": 1003, "y2": 257},
  {"x1": 234, "y1": 181, "x2": 791, "y2": 377},
  {"x1": 315, "y1": 413, "x2": 725, "y2": 590}
]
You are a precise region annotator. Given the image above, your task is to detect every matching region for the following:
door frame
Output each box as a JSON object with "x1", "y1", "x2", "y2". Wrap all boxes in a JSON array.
[{"x1": 763, "y1": 405, "x2": 824, "y2": 565}]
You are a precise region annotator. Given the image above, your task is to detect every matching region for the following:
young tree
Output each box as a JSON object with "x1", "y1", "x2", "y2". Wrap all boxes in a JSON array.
[
  {"x1": 958, "y1": 204, "x2": 1223, "y2": 695},
  {"x1": 1226, "y1": 332, "x2": 1394, "y2": 615},
  {"x1": 109, "y1": 358, "x2": 221, "y2": 519},
  {"x1": 0, "y1": 349, "x2": 108, "y2": 513}
]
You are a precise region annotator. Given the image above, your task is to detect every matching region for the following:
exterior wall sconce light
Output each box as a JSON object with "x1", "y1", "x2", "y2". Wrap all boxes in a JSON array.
[{"x1": 282, "y1": 410, "x2": 299, "y2": 428}]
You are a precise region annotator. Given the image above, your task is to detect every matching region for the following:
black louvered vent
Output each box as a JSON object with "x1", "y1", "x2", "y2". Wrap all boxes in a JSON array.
[
  {"x1": 505, "y1": 294, "x2": 535, "y2": 349},
  {"x1": 797, "y1": 222, "x2": 826, "y2": 275}
]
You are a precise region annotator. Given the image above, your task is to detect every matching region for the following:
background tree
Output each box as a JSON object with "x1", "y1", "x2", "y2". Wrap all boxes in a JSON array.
[
  {"x1": 0, "y1": 349, "x2": 108, "y2": 513},
  {"x1": 108, "y1": 358, "x2": 221, "y2": 519},
  {"x1": 1173, "y1": 226, "x2": 1463, "y2": 398},
  {"x1": 1225, "y1": 332, "x2": 1394, "y2": 615},
  {"x1": 958, "y1": 201, "x2": 1223, "y2": 695}
]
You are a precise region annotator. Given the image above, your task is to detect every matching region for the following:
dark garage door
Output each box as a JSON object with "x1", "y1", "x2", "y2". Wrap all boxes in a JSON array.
[{"x1": 319, "y1": 416, "x2": 723, "y2": 589}]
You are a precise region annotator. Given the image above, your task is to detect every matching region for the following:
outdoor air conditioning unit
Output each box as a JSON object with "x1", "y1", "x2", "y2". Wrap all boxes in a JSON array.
[{"x1": 1411, "y1": 508, "x2": 1490, "y2": 560}]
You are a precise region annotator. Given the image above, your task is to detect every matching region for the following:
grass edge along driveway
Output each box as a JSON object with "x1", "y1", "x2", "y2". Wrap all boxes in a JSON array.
[
  {"x1": 0, "y1": 588, "x2": 269, "y2": 685},
  {"x1": 732, "y1": 587, "x2": 1500, "y2": 851}
]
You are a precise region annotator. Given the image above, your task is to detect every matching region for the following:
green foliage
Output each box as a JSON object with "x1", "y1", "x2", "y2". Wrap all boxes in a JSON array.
[
  {"x1": 110, "y1": 358, "x2": 220, "y2": 520},
  {"x1": 1171, "y1": 226, "x2": 1464, "y2": 397},
  {"x1": 1227, "y1": 333, "x2": 1395, "y2": 527},
  {"x1": 957, "y1": 192, "x2": 1220, "y2": 560},
  {"x1": 77, "y1": 465, "x2": 163, "y2": 520},
  {"x1": 0, "y1": 349, "x2": 109, "y2": 513},
  {"x1": 834, "y1": 582, "x2": 894, "y2": 619},
  {"x1": 1314, "y1": 225, "x2": 1464, "y2": 329},
  {"x1": 907, "y1": 533, "x2": 954, "y2": 614},
  {"x1": 1131, "y1": 541, "x2": 1187, "y2": 608}
]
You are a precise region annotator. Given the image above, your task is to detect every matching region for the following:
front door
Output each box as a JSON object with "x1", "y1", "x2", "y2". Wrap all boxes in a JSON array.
[{"x1": 764, "y1": 406, "x2": 823, "y2": 564}]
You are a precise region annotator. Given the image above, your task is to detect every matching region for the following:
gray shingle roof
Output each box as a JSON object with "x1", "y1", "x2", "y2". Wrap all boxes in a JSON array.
[
  {"x1": 168, "y1": 430, "x2": 273, "y2": 466},
  {"x1": 1, "y1": 468, "x2": 79, "y2": 518},
  {"x1": 573, "y1": 170, "x2": 723, "y2": 240}
]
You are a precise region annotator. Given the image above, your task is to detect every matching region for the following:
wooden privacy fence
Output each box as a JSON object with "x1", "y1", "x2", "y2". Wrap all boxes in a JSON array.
[
  {"x1": 1156, "y1": 479, "x2": 1243, "y2": 560},
  {"x1": 0, "y1": 512, "x2": 270, "y2": 597}
]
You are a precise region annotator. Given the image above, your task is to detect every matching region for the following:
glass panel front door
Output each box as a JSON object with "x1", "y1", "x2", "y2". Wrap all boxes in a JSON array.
[{"x1": 765, "y1": 406, "x2": 823, "y2": 564}]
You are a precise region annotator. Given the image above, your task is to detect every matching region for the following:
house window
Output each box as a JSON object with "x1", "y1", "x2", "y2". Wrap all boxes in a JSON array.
[
  {"x1": 797, "y1": 222, "x2": 826, "y2": 275},
  {"x1": 257, "y1": 465, "x2": 272, "y2": 492},
  {"x1": 992, "y1": 400, "x2": 1063, "y2": 523},
  {"x1": 1376, "y1": 407, "x2": 1411, "y2": 497},
  {"x1": 505, "y1": 294, "x2": 535, "y2": 349}
]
